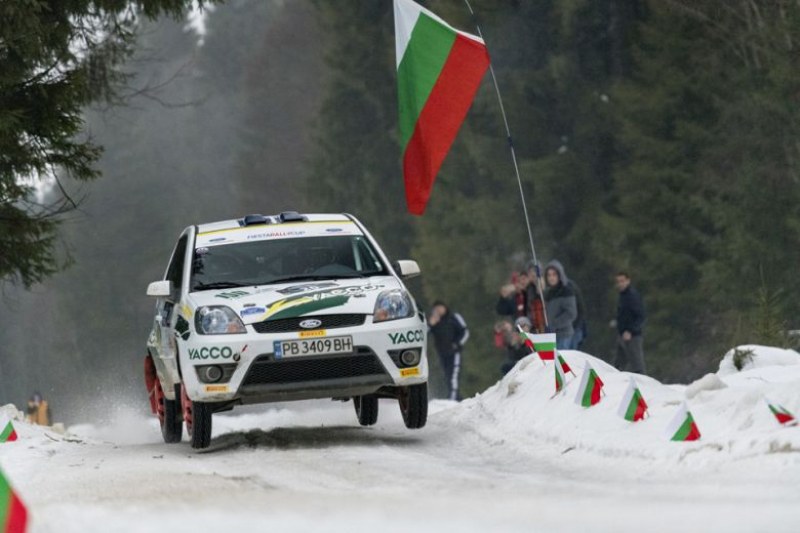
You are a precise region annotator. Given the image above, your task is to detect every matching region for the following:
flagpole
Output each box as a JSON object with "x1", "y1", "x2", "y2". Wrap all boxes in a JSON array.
[{"x1": 461, "y1": 0, "x2": 549, "y2": 327}]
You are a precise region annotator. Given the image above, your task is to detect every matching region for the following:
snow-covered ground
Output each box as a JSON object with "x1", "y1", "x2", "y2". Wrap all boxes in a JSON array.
[{"x1": 2, "y1": 346, "x2": 800, "y2": 532}]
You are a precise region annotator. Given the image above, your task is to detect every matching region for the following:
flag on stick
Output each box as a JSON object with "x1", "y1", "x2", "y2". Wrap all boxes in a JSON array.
[
  {"x1": 575, "y1": 361, "x2": 604, "y2": 407},
  {"x1": 556, "y1": 352, "x2": 574, "y2": 376},
  {"x1": 394, "y1": 0, "x2": 490, "y2": 215},
  {"x1": 517, "y1": 327, "x2": 545, "y2": 366},
  {"x1": 528, "y1": 333, "x2": 556, "y2": 361},
  {"x1": 617, "y1": 378, "x2": 648, "y2": 422},
  {"x1": 554, "y1": 355, "x2": 567, "y2": 396},
  {"x1": 665, "y1": 402, "x2": 701, "y2": 441},
  {"x1": 0, "y1": 420, "x2": 17, "y2": 444},
  {"x1": 765, "y1": 399, "x2": 797, "y2": 426},
  {"x1": 0, "y1": 467, "x2": 28, "y2": 533}
]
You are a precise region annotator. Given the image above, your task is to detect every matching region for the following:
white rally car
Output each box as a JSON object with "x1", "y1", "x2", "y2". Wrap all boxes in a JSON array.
[{"x1": 144, "y1": 212, "x2": 428, "y2": 449}]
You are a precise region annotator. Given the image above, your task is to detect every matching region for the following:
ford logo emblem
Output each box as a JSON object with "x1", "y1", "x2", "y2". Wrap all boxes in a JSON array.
[{"x1": 299, "y1": 319, "x2": 322, "y2": 329}]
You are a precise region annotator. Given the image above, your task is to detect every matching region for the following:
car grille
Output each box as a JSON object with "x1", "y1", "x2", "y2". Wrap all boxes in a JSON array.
[
  {"x1": 251, "y1": 314, "x2": 366, "y2": 334},
  {"x1": 241, "y1": 347, "x2": 388, "y2": 386}
]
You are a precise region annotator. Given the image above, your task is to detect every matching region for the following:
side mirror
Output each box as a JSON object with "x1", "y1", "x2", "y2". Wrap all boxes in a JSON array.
[
  {"x1": 395, "y1": 260, "x2": 421, "y2": 279},
  {"x1": 147, "y1": 280, "x2": 172, "y2": 297}
]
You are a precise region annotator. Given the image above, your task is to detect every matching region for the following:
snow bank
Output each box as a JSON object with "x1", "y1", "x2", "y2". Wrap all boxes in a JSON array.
[
  {"x1": 434, "y1": 347, "x2": 800, "y2": 464},
  {"x1": 1, "y1": 404, "x2": 23, "y2": 421},
  {"x1": 717, "y1": 344, "x2": 800, "y2": 375}
]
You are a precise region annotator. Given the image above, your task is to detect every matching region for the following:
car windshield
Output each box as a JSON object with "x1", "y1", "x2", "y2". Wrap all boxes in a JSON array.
[{"x1": 190, "y1": 235, "x2": 388, "y2": 292}]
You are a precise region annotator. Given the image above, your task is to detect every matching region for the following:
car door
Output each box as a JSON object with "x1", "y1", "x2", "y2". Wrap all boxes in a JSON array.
[{"x1": 154, "y1": 233, "x2": 189, "y2": 362}]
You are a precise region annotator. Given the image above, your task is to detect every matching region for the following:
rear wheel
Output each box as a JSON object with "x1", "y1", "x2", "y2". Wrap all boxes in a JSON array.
[
  {"x1": 353, "y1": 395, "x2": 379, "y2": 426},
  {"x1": 399, "y1": 383, "x2": 428, "y2": 429},
  {"x1": 182, "y1": 385, "x2": 213, "y2": 449}
]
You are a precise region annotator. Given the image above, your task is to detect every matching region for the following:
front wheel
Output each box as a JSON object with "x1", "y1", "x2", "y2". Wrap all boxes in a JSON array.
[
  {"x1": 182, "y1": 385, "x2": 213, "y2": 449},
  {"x1": 353, "y1": 395, "x2": 379, "y2": 426},
  {"x1": 155, "y1": 380, "x2": 183, "y2": 443},
  {"x1": 399, "y1": 383, "x2": 428, "y2": 429}
]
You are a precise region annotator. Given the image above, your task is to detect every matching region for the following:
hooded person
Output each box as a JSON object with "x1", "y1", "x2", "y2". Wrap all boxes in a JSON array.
[{"x1": 543, "y1": 260, "x2": 578, "y2": 350}]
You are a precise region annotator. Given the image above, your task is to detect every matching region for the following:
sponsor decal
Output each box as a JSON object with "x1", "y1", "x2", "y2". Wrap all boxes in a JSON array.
[
  {"x1": 181, "y1": 304, "x2": 193, "y2": 318},
  {"x1": 400, "y1": 367, "x2": 420, "y2": 378},
  {"x1": 326, "y1": 228, "x2": 344, "y2": 233},
  {"x1": 241, "y1": 306, "x2": 266, "y2": 317},
  {"x1": 205, "y1": 384, "x2": 229, "y2": 393},
  {"x1": 209, "y1": 237, "x2": 227, "y2": 243},
  {"x1": 299, "y1": 330, "x2": 326, "y2": 338},
  {"x1": 246, "y1": 230, "x2": 306, "y2": 240},
  {"x1": 389, "y1": 329, "x2": 424, "y2": 345},
  {"x1": 277, "y1": 282, "x2": 338, "y2": 295},
  {"x1": 216, "y1": 290, "x2": 251, "y2": 300},
  {"x1": 175, "y1": 315, "x2": 191, "y2": 341},
  {"x1": 189, "y1": 346, "x2": 237, "y2": 360},
  {"x1": 261, "y1": 284, "x2": 384, "y2": 321}
]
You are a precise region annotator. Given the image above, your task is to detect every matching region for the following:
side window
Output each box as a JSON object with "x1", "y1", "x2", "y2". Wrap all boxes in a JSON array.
[{"x1": 165, "y1": 235, "x2": 188, "y2": 300}]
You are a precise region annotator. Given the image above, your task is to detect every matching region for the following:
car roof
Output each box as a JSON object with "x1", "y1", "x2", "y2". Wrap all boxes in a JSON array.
[{"x1": 195, "y1": 213, "x2": 353, "y2": 235}]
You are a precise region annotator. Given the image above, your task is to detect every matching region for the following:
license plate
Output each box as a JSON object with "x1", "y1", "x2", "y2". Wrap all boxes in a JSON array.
[{"x1": 273, "y1": 336, "x2": 353, "y2": 359}]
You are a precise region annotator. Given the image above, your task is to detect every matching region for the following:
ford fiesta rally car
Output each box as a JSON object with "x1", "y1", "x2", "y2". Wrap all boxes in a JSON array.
[{"x1": 144, "y1": 212, "x2": 428, "y2": 449}]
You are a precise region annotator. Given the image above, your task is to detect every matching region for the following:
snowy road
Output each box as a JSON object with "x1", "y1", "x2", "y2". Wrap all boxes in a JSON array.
[{"x1": 3, "y1": 348, "x2": 800, "y2": 532}]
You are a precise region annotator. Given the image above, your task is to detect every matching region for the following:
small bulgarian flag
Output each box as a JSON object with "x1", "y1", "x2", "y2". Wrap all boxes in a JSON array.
[
  {"x1": 554, "y1": 355, "x2": 567, "y2": 395},
  {"x1": 765, "y1": 399, "x2": 797, "y2": 426},
  {"x1": 665, "y1": 402, "x2": 701, "y2": 441},
  {"x1": 516, "y1": 326, "x2": 535, "y2": 352},
  {"x1": 394, "y1": 0, "x2": 490, "y2": 215},
  {"x1": 529, "y1": 333, "x2": 556, "y2": 361},
  {"x1": 556, "y1": 352, "x2": 573, "y2": 376},
  {"x1": 617, "y1": 377, "x2": 648, "y2": 422},
  {"x1": 575, "y1": 361, "x2": 604, "y2": 407},
  {"x1": 0, "y1": 420, "x2": 16, "y2": 444},
  {"x1": 0, "y1": 467, "x2": 28, "y2": 533}
]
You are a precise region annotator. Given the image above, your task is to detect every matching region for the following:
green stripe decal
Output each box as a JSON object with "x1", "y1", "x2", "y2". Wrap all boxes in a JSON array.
[
  {"x1": 534, "y1": 342, "x2": 556, "y2": 351},
  {"x1": 397, "y1": 12, "x2": 457, "y2": 149}
]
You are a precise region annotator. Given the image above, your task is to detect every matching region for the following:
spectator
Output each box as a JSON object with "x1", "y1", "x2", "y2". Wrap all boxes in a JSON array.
[
  {"x1": 543, "y1": 260, "x2": 577, "y2": 350},
  {"x1": 495, "y1": 271, "x2": 530, "y2": 321},
  {"x1": 524, "y1": 261, "x2": 547, "y2": 334},
  {"x1": 428, "y1": 301, "x2": 469, "y2": 401},
  {"x1": 25, "y1": 392, "x2": 51, "y2": 426},
  {"x1": 498, "y1": 316, "x2": 533, "y2": 375},
  {"x1": 614, "y1": 271, "x2": 646, "y2": 374},
  {"x1": 568, "y1": 277, "x2": 588, "y2": 350}
]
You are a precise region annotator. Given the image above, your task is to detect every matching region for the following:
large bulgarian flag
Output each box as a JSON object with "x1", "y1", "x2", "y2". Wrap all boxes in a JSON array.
[
  {"x1": 617, "y1": 377, "x2": 648, "y2": 422},
  {"x1": 765, "y1": 398, "x2": 797, "y2": 426},
  {"x1": 0, "y1": 467, "x2": 28, "y2": 533},
  {"x1": 0, "y1": 420, "x2": 16, "y2": 444},
  {"x1": 574, "y1": 361, "x2": 604, "y2": 407},
  {"x1": 394, "y1": 0, "x2": 490, "y2": 214},
  {"x1": 529, "y1": 333, "x2": 556, "y2": 361},
  {"x1": 665, "y1": 402, "x2": 701, "y2": 442}
]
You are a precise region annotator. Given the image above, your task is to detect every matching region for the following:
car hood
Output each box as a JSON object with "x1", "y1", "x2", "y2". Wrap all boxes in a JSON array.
[{"x1": 186, "y1": 277, "x2": 403, "y2": 324}]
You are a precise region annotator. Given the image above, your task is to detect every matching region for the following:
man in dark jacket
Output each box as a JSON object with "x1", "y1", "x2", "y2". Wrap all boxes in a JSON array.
[
  {"x1": 614, "y1": 271, "x2": 646, "y2": 374},
  {"x1": 428, "y1": 301, "x2": 469, "y2": 401},
  {"x1": 544, "y1": 260, "x2": 578, "y2": 350}
]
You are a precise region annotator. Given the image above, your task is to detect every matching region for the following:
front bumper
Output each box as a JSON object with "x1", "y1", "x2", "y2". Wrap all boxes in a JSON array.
[{"x1": 179, "y1": 314, "x2": 428, "y2": 403}]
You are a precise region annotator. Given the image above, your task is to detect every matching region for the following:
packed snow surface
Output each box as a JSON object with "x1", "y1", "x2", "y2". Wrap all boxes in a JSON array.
[{"x1": 2, "y1": 346, "x2": 800, "y2": 532}]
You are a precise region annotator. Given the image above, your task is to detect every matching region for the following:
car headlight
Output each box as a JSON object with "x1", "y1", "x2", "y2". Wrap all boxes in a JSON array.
[
  {"x1": 373, "y1": 289, "x2": 414, "y2": 323},
  {"x1": 195, "y1": 306, "x2": 246, "y2": 335}
]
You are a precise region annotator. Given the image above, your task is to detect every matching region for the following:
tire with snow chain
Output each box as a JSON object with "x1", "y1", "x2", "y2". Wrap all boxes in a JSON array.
[
  {"x1": 156, "y1": 381, "x2": 183, "y2": 444},
  {"x1": 187, "y1": 398, "x2": 213, "y2": 449},
  {"x1": 399, "y1": 383, "x2": 427, "y2": 429},
  {"x1": 354, "y1": 395, "x2": 379, "y2": 426}
]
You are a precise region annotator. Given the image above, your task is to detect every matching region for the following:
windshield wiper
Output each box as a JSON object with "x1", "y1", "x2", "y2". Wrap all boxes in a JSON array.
[
  {"x1": 193, "y1": 281, "x2": 249, "y2": 291},
  {"x1": 264, "y1": 273, "x2": 366, "y2": 285}
]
